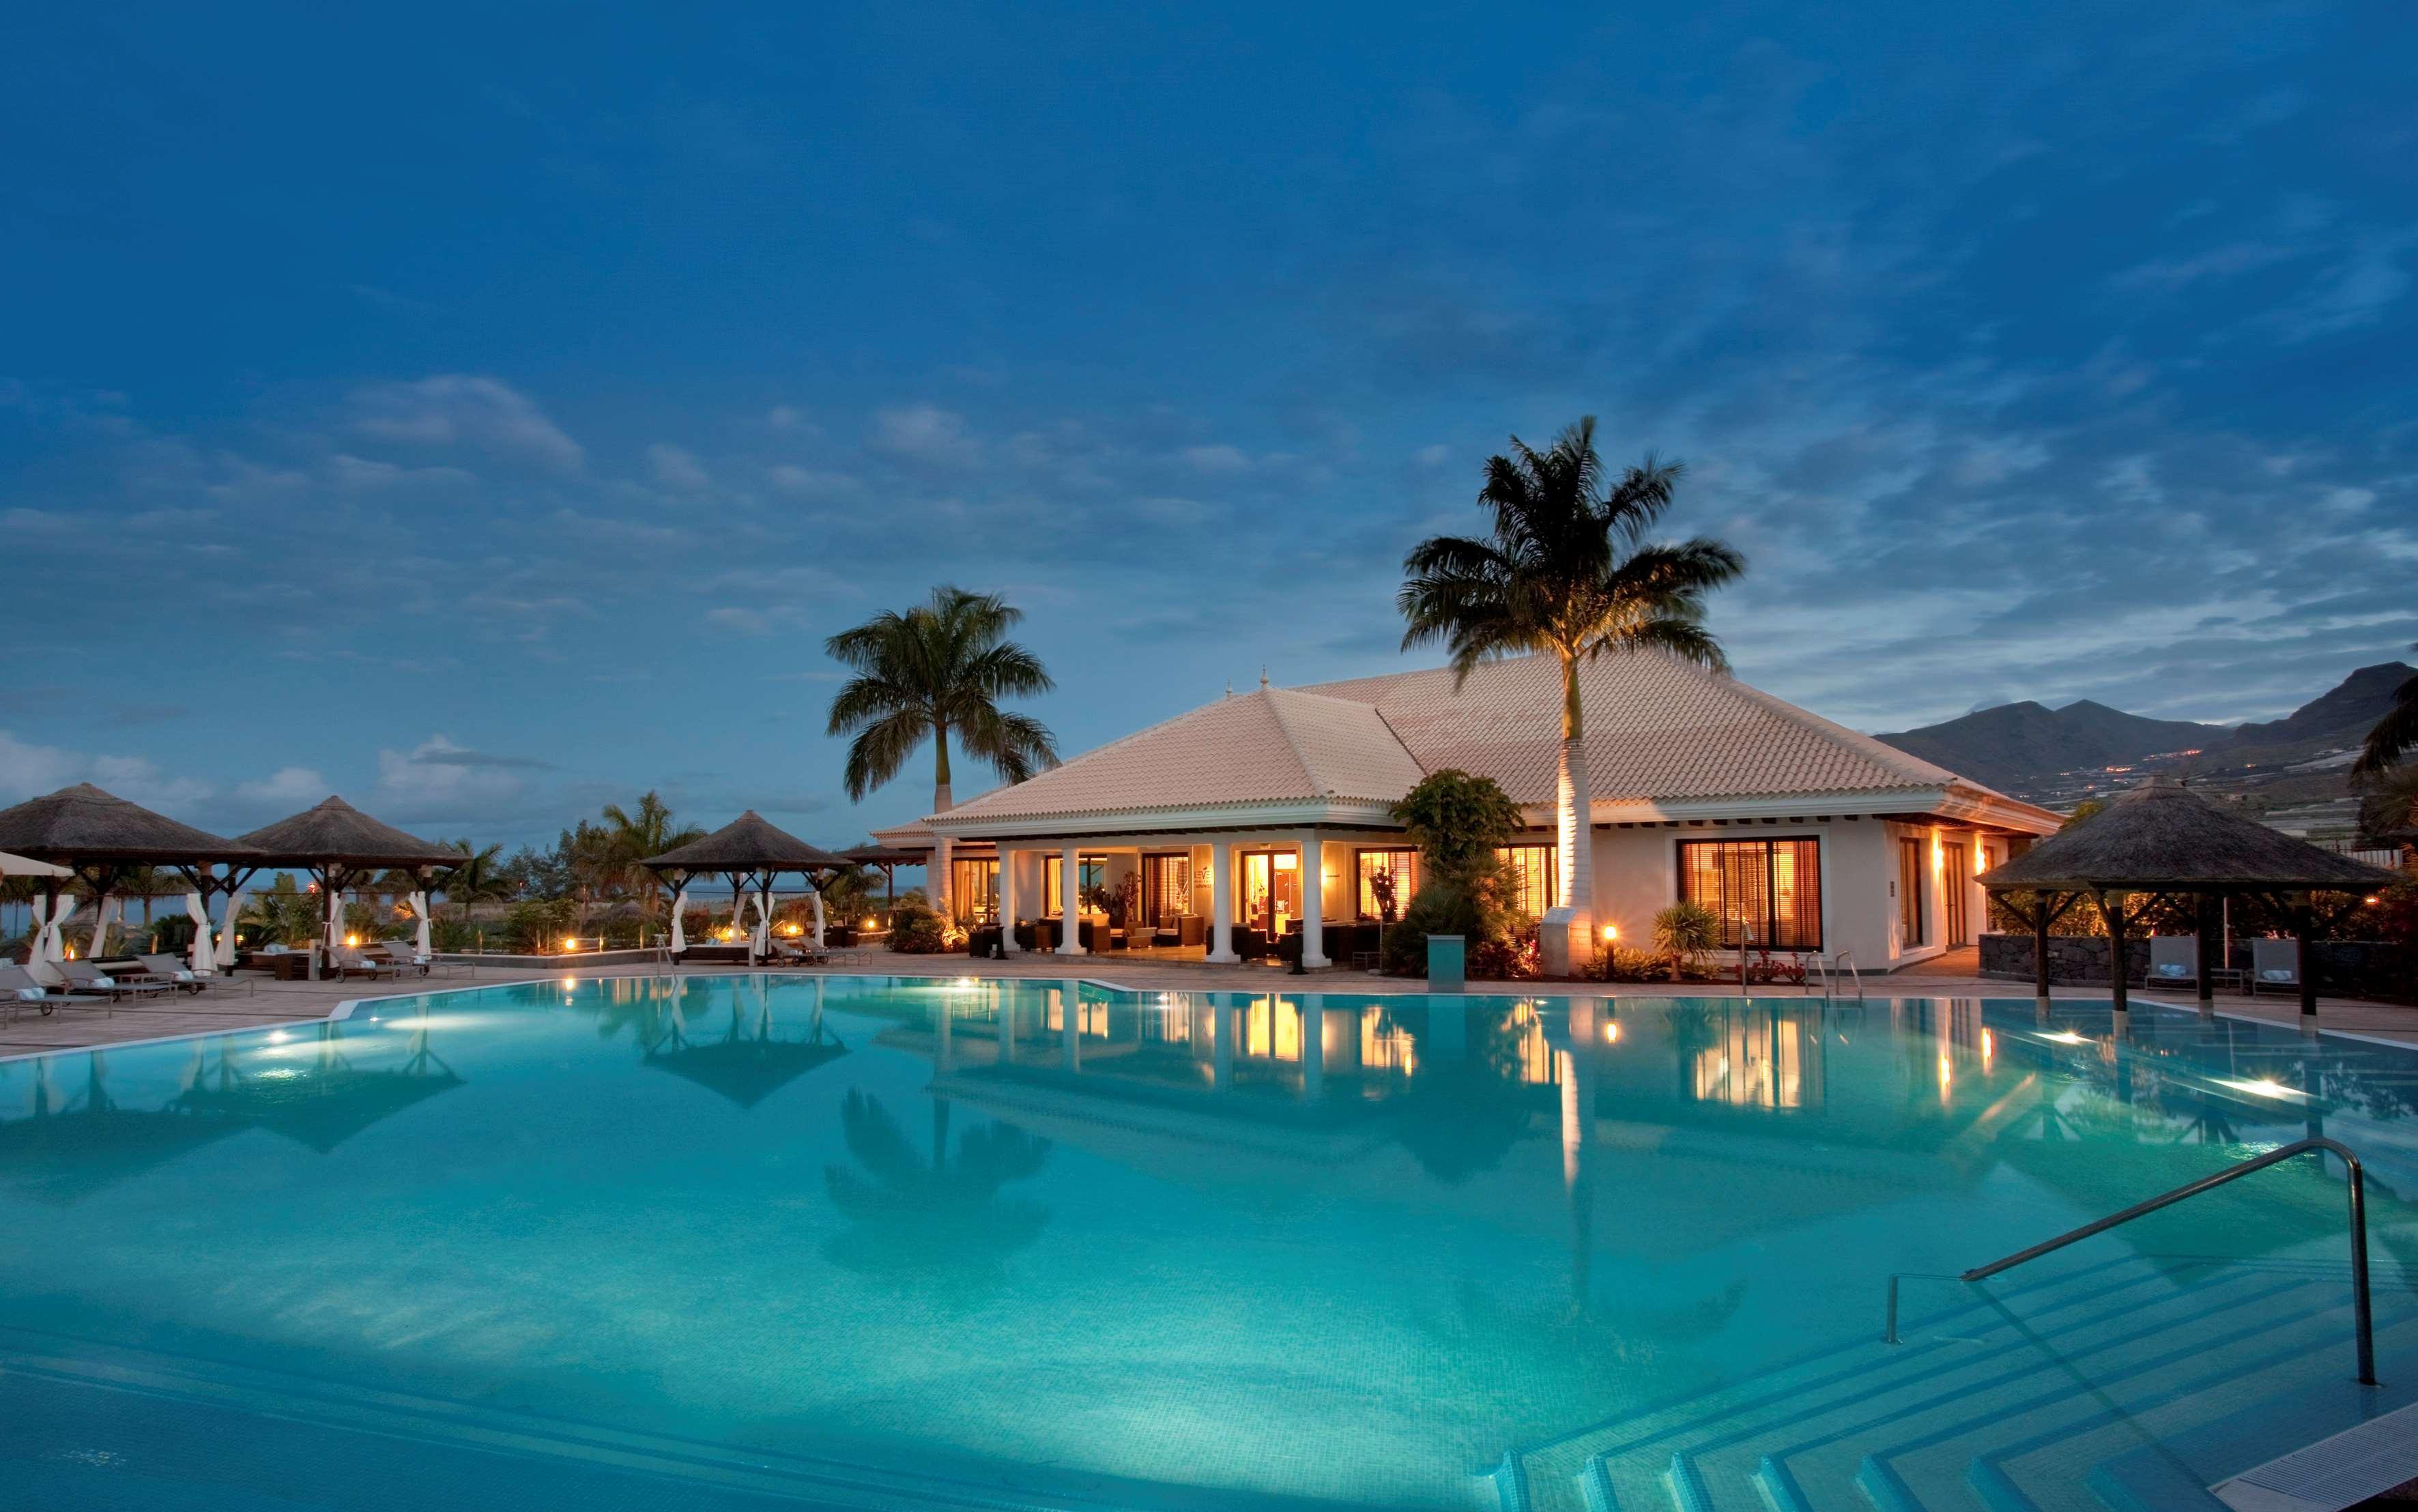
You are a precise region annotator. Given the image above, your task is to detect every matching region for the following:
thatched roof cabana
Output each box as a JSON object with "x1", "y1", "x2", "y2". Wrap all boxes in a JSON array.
[
  {"x1": 0, "y1": 783, "x2": 257, "y2": 866},
  {"x1": 235, "y1": 797, "x2": 463, "y2": 974},
  {"x1": 235, "y1": 796, "x2": 462, "y2": 871},
  {"x1": 641, "y1": 811, "x2": 852, "y2": 961},
  {"x1": 0, "y1": 783, "x2": 263, "y2": 963},
  {"x1": 1979, "y1": 779, "x2": 2391, "y2": 1015}
]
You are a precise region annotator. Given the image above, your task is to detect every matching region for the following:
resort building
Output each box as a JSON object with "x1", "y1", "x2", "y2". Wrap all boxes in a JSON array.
[{"x1": 873, "y1": 651, "x2": 2060, "y2": 971}]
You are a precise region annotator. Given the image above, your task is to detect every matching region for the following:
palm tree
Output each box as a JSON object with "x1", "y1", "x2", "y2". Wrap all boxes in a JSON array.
[
  {"x1": 600, "y1": 791, "x2": 704, "y2": 918},
  {"x1": 1399, "y1": 418, "x2": 1744, "y2": 942},
  {"x1": 441, "y1": 839, "x2": 508, "y2": 924},
  {"x1": 825, "y1": 585, "x2": 1059, "y2": 813},
  {"x1": 2354, "y1": 646, "x2": 2418, "y2": 778}
]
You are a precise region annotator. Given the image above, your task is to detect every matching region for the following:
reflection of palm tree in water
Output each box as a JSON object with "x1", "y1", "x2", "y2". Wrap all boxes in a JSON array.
[{"x1": 822, "y1": 1089, "x2": 1052, "y2": 1287}]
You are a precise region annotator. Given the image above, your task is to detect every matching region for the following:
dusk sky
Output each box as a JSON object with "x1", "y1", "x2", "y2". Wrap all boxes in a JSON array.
[{"x1": 5, "y1": 3, "x2": 2413, "y2": 849}]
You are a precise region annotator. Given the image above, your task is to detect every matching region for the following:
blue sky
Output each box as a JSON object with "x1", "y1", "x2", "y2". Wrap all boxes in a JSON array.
[{"x1": 3, "y1": 2, "x2": 2413, "y2": 848}]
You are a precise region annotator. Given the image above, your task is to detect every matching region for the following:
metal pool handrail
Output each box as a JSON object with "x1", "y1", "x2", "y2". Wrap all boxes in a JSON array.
[{"x1": 1889, "y1": 1137, "x2": 2374, "y2": 1384}]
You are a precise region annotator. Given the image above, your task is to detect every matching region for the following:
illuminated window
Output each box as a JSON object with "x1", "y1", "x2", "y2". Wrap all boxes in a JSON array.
[
  {"x1": 949, "y1": 858, "x2": 999, "y2": 923},
  {"x1": 1678, "y1": 838, "x2": 1822, "y2": 950},
  {"x1": 1355, "y1": 849, "x2": 1418, "y2": 920},
  {"x1": 1495, "y1": 844, "x2": 1559, "y2": 920}
]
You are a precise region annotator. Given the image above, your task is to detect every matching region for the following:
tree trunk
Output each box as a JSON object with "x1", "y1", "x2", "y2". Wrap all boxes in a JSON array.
[{"x1": 1558, "y1": 653, "x2": 1596, "y2": 935}]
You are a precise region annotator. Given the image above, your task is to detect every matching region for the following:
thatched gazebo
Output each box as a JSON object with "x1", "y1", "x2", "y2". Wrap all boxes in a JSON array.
[
  {"x1": 236, "y1": 797, "x2": 462, "y2": 977},
  {"x1": 641, "y1": 811, "x2": 852, "y2": 962},
  {"x1": 1979, "y1": 779, "x2": 2391, "y2": 1017},
  {"x1": 0, "y1": 783, "x2": 261, "y2": 969}
]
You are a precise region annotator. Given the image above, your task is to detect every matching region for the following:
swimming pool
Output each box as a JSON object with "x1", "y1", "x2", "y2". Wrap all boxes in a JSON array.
[{"x1": 1, "y1": 975, "x2": 2412, "y2": 1511}]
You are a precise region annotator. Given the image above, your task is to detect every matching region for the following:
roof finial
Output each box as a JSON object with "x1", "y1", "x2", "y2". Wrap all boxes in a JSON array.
[
  {"x1": 1258, "y1": 665, "x2": 1269, "y2": 690},
  {"x1": 1224, "y1": 678, "x2": 1232, "y2": 699}
]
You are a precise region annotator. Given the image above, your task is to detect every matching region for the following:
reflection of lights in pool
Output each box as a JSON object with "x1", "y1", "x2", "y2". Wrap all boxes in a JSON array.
[
  {"x1": 2218, "y1": 1077, "x2": 2305, "y2": 1101},
  {"x1": 1602, "y1": 1021, "x2": 1621, "y2": 1043},
  {"x1": 1981, "y1": 1028, "x2": 1995, "y2": 1065},
  {"x1": 2041, "y1": 1030, "x2": 2087, "y2": 1045},
  {"x1": 267, "y1": 1030, "x2": 290, "y2": 1044}
]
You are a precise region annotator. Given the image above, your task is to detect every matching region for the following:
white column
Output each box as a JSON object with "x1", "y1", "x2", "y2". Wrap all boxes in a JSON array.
[
  {"x1": 1299, "y1": 835, "x2": 1328, "y2": 968},
  {"x1": 932, "y1": 834, "x2": 954, "y2": 922},
  {"x1": 1056, "y1": 841, "x2": 1085, "y2": 955},
  {"x1": 998, "y1": 847, "x2": 1021, "y2": 953},
  {"x1": 1207, "y1": 840, "x2": 1237, "y2": 963}
]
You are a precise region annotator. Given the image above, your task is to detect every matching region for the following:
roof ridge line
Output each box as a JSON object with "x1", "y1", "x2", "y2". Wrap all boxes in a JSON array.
[{"x1": 1258, "y1": 687, "x2": 1333, "y2": 798}]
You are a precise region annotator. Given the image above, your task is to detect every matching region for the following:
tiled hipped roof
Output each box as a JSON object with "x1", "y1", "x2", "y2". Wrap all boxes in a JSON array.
[
  {"x1": 1303, "y1": 650, "x2": 1965, "y2": 806},
  {"x1": 934, "y1": 688, "x2": 1425, "y2": 824},
  {"x1": 929, "y1": 650, "x2": 1999, "y2": 826}
]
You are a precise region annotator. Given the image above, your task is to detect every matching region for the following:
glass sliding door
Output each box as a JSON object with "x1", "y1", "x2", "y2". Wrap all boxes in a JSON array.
[
  {"x1": 1238, "y1": 851, "x2": 1299, "y2": 935},
  {"x1": 1678, "y1": 837, "x2": 1822, "y2": 950},
  {"x1": 1140, "y1": 853, "x2": 1192, "y2": 927},
  {"x1": 950, "y1": 858, "x2": 999, "y2": 924},
  {"x1": 1942, "y1": 842, "x2": 1970, "y2": 946},
  {"x1": 1897, "y1": 838, "x2": 1925, "y2": 948}
]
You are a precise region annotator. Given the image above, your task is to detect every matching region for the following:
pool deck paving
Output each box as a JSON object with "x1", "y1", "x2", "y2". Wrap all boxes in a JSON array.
[{"x1": 5, "y1": 946, "x2": 2413, "y2": 1057}]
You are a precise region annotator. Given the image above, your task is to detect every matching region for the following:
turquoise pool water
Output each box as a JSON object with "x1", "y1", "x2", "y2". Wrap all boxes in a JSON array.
[{"x1": 1, "y1": 976, "x2": 2414, "y2": 1511}]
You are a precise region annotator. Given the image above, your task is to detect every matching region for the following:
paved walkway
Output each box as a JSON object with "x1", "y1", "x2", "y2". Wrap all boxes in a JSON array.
[{"x1": 7, "y1": 947, "x2": 2413, "y2": 1058}]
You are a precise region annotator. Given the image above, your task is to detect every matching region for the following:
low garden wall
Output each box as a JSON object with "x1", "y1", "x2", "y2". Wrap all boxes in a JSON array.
[{"x1": 1978, "y1": 933, "x2": 2414, "y2": 1002}]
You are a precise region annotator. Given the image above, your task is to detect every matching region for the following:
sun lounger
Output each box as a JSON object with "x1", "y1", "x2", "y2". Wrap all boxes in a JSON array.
[
  {"x1": 330, "y1": 948, "x2": 404, "y2": 980},
  {"x1": 2248, "y1": 938, "x2": 2301, "y2": 997},
  {"x1": 136, "y1": 953, "x2": 215, "y2": 992},
  {"x1": 57, "y1": 959, "x2": 177, "y2": 999},
  {"x1": 2146, "y1": 935, "x2": 2199, "y2": 988},
  {"x1": 766, "y1": 941, "x2": 829, "y2": 967},
  {"x1": 0, "y1": 963, "x2": 111, "y2": 1017},
  {"x1": 366, "y1": 942, "x2": 431, "y2": 976}
]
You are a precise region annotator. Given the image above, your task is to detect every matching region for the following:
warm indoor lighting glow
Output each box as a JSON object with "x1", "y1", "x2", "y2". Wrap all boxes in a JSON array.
[{"x1": 1272, "y1": 853, "x2": 1297, "y2": 870}]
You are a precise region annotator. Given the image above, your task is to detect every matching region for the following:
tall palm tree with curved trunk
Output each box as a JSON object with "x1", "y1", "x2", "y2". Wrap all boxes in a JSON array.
[
  {"x1": 825, "y1": 586, "x2": 1059, "y2": 815},
  {"x1": 1400, "y1": 418, "x2": 1744, "y2": 951}
]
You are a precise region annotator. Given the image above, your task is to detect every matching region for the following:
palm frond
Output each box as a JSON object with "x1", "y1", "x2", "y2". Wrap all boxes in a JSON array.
[
  {"x1": 2354, "y1": 666, "x2": 2418, "y2": 776},
  {"x1": 842, "y1": 711, "x2": 934, "y2": 803}
]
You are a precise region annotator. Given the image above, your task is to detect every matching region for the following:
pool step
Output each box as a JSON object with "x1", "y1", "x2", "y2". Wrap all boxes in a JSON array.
[{"x1": 1514, "y1": 1255, "x2": 2416, "y2": 1512}]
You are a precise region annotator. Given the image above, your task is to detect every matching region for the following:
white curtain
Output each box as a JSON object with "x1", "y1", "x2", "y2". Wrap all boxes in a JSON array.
[
  {"x1": 749, "y1": 891, "x2": 772, "y2": 955},
  {"x1": 185, "y1": 892, "x2": 213, "y2": 972},
  {"x1": 86, "y1": 894, "x2": 117, "y2": 960},
  {"x1": 37, "y1": 895, "x2": 76, "y2": 966},
  {"x1": 214, "y1": 887, "x2": 248, "y2": 970},
  {"x1": 325, "y1": 884, "x2": 345, "y2": 950},
  {"x1": 409, "y1": 890, "x2": 432, "y2": 957},
  {"x1": 29, "y1": 895, "x2": 48, "y2": 963},
  {"x1": 668, "y1": 884, "x2": 690, "y2": 951},
  {"x1": 809, "y1": 885, "x2": 826, "y2": 950}
]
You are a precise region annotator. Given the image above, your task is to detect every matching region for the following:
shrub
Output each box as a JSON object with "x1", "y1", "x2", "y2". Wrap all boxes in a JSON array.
[
  {"x1": 1382, "y1": 877, "x2": 1519, "y2": 976},
  {"x1": 1653, "y1": 901, "x2": 1723, "y2": 980},
  {"x1": 887, "y1": 899, "x2": 953, "y2": 953}
]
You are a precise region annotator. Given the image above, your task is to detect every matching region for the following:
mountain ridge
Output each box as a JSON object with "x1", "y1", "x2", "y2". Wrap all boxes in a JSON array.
[{"x1": 1873, "y1": 661, "x2": 2411, "y2": 804}]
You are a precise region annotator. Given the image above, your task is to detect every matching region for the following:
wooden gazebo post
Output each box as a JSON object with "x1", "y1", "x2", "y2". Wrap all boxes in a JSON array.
[
  {"x1": 2292, "y1": 890, "x2": 2320, "y2": 1022},
  {"x1": 2193, "y1": 890, "x2": 2221, "y2": 1011},
  {"x1": 2097, "y1": 888, "x2": 2130, "y2": 1016}
]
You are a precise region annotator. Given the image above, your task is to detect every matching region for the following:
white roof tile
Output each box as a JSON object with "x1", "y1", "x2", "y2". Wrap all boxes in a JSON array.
[{"x1": 923, "y1": 650, "x2": 2015, "y2": 828}]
